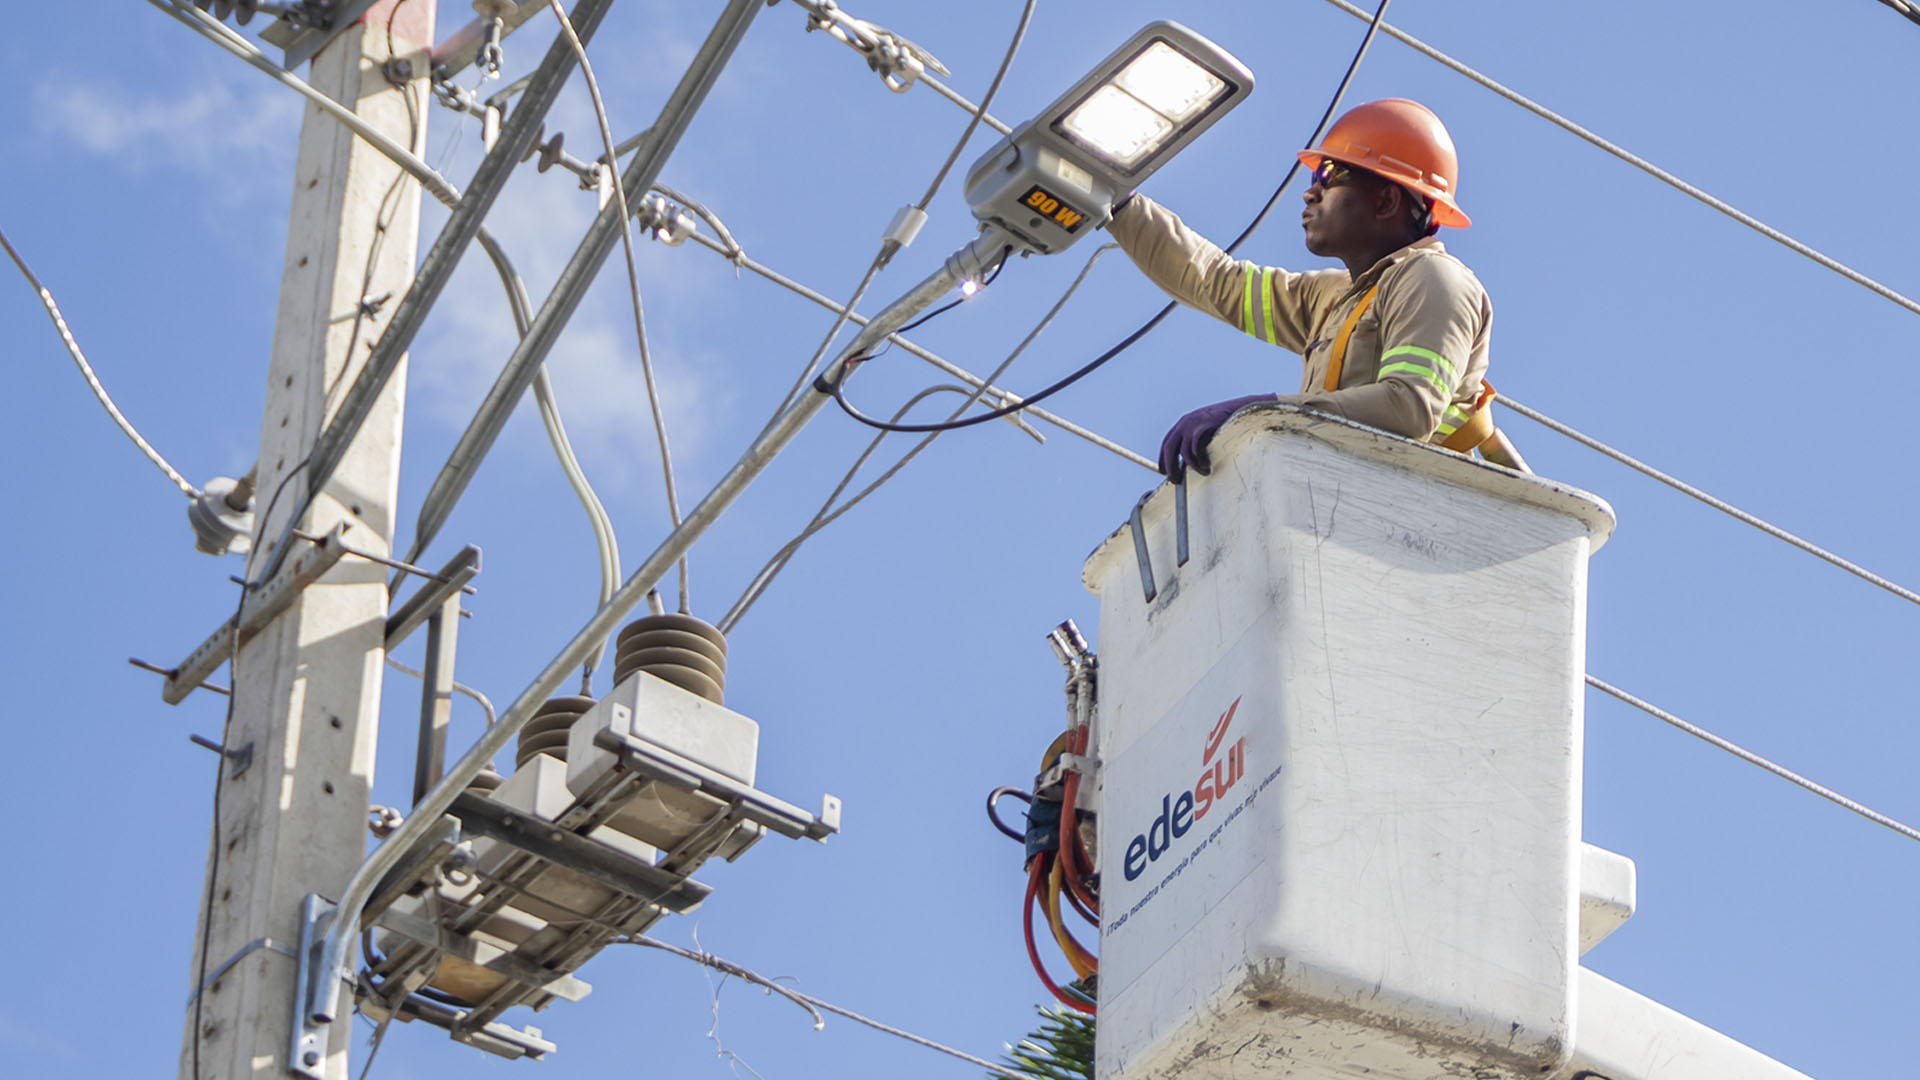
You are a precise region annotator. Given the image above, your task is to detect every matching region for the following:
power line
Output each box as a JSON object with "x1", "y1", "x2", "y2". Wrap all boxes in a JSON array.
[
  {"x1": 1587, "y1": 674, "x2": 1920, "y2": 846},
  {"x1": 759, "y1": 0, "x2": 1037, "y2": 429},
  {"x1": 718, "y1": 243, "x2": 1118, "y2": 632},
  {"x1": 1499, "y1": 396, "x2": 1920, "y2": 610},
  {"x1": 546, "y1": 0, "x2": 691, "y2": 614},
  {"x1": 3, "y1": 225, "x2": 199, "y2": 499},
  {"x1": 1317, "y1": 0, "x2": 1920, "y2": 321},
  {"x1": 675, "y1": 222, "x2": 1153, "y2": 470},
  {"x1": 383, "y1": 655, "x2": 497, "y2": 727},
  {"x1": 158, "y1": 0, "x2": 627, "y2": 675},
  {"x1": 621, "y1": 935, "x2": 1032, "y2": 1080},
  {"x1": 779, "y1": 0, "x2": 1013, "y2": 135},
  {"x1": 827, "y1": 0, "x2": 1396, "y2": 435}
]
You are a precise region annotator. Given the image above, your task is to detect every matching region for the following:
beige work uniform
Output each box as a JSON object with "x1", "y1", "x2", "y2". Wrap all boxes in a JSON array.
[{"x1": 1107, "y1": 195, "x2": 1492, "y2": 443}]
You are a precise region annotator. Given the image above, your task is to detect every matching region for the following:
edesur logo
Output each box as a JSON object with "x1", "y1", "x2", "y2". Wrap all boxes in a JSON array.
[{"x1": 1122, "y1": 696, "x2": 1248, "y2": 881}]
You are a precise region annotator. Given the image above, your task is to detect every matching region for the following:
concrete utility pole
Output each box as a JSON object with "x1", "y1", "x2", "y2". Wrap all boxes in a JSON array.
[{"x1": 178, "y1": 2, "x2": 435, "y2": 1077}]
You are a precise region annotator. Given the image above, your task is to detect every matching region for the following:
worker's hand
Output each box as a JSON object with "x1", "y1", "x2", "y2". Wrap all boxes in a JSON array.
[{"x1": 1158, "y1": 394, "x2": 1275, "y2": 478}]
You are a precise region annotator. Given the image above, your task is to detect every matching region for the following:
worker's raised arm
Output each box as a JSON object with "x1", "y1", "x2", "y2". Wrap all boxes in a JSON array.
[{"x1": 1107, "y1": 195, "x2": 1341, "y2": 354}]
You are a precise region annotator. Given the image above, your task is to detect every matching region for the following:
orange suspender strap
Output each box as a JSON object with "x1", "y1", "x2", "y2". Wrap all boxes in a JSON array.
[
  {"x1": 1318, "y1": 287, "x2": 1511, "y2": 462},
  {"x1": 1321, "y1": 285, "x2": 1380, "y2": 393}
]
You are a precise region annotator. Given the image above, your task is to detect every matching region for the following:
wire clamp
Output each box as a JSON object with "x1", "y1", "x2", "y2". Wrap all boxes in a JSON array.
[
  {"x1": 635, "y1": 193, "x2": 698, "y2": 246},
  {"x1": 796, "y1": 0, "x2": 950, "y2": 92},
  {"x1": 867, "y1": 33, "x2": 927, "y2": 93}
]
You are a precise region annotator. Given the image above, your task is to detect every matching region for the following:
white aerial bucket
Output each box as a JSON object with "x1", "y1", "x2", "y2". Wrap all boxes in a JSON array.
[{"x1": 1083, "y1": 406, "x2": 1614, "y2": 1080}]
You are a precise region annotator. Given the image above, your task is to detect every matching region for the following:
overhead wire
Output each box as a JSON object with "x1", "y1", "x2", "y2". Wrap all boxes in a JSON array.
[
  {"x1": 680, "y1": 224, "x2": 1153, "y2": 469},
  {"x1": 382, "y1": 655, "x2": 498, "y2": 726},
  {"x1": 1499, "y1": 396, "x2": 1920, "y2": 609},
  {"x1": 718, "y1": 243, "x2": 1117, "y2": 632},
  {"x1": 3, "y1": 225, "x2": 200, "y2": 499},
  {"x1": 758, "y1": 0, "x2": 1037, "y2": 429},
  {"x1": 622, "y1": 934, "x2": 1034, "y2": 1080},
  {"x1": 1587, "y1": 675, "x2": 1920, "y2": 846},
  {"x1": 717, "y1": 382, "x2": 976, "y2": 631},
  {"x1": 157, "y1": 0, "x2": 625, "y2": 681},
  {"x1": 1316, "y1": 0, "x2": 1920, "y2": 321},
  {"x1": 545, "y1": 0, "x2": 690, "y2": 614},
  {"x1": 827, "y1": 0, "x2": 1396, "y2": 435},
  {"x1": 778, "y1": 0, "x2": 1012, "y2": 135}
]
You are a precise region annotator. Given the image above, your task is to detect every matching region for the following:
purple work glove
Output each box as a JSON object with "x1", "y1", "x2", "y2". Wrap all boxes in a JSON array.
[{"x1": 1158, "y1": 394, "x2": 1275, "y2": 478}]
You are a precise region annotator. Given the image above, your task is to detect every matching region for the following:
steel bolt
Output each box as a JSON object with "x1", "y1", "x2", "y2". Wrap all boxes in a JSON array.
[{"x1": 303, "y1": 1049, "x2": 320, "y2": 1066}]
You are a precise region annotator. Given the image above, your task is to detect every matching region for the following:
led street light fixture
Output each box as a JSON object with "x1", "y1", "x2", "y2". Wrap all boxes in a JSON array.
[{"x1": 965, "y1": 22, "x2": 1251, "y2": 254}]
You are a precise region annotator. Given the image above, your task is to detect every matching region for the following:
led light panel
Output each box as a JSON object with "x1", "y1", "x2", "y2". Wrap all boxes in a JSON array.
[
  {"x1": 1114, "y1": 41, "x2": 1226, "y2": 124},
  {"x1": 1059, "y1": 84, "x2": 1174, "y2": 168}
]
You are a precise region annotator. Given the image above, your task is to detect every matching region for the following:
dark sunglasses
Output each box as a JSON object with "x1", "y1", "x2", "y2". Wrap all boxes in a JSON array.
[{"x1": 1309, "y1": 159, "x2": 1365, "y2": 190}]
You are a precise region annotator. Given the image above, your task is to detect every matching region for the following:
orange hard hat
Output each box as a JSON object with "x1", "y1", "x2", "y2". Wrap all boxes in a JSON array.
[{"x1": 1296, "y1": 99, "x2": 1471, "y2": 228}]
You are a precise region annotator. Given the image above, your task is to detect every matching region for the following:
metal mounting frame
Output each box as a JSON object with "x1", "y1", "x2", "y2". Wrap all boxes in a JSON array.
[
  {"x1": 362, "y1": 987, "x2": 558, "y2": 1061},
  {"x1": 385, "y1": 545, "x2": 482, "y2": 803},
  {"x1": 259, "y1": 0, "x2": 385, "y2": 71},
  {"x1": 360, "y1": 729, "x2": 838, "y2": 1037},
  {"x1": 447, "y1": 791, "x2": 713, "y2": 913},
  {"x1": 160, "y1": 523, "x2": 351, "y2": 705}
]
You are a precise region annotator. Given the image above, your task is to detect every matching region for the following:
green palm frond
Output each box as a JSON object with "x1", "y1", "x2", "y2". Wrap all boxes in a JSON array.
[{"x1": 994, "y1": 1005, "x2": 1094, "y2": 1080}]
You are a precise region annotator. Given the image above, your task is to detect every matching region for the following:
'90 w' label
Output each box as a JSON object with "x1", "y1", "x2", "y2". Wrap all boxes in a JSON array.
[{"x1": 1019, "y1": 185, "x2": 1087, "y2": 232}]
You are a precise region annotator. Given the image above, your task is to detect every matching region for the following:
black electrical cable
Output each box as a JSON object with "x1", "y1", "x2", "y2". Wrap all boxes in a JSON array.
[
  {"x1": 988, "y1": 786, "x2": 1034, "y2": 843},
  {"x1": 896, "y1": 249, "x2": 1014, "y2": 334},
  {"x1": 826, "y1": 0, "x2": 1395, "y2": 436},
  {"x1": 855, "y1": 247, "x2": 1014, "y2": 365}
]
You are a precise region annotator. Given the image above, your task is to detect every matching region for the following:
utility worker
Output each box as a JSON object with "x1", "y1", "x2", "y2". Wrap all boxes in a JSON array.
[{"x1": 1107, "y1": 98, "x2": 1510, "y2": 477}]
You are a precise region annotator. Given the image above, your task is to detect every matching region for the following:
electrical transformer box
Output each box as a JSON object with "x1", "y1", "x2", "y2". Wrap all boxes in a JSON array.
[{"x1": 1084, "y1": 407, "x2": 1613, "y2": 1080}]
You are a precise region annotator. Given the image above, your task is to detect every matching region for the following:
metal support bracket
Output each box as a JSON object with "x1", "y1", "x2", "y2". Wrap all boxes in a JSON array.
[
  {"x1": 446, "y1": 791, "x2": 713, "y2": 913},
  {"x1": 388, "y1": 546, "x2": 481, "y2": 803},
  {"x1": 289, "y1": 893, "x2": 336, "y2": 1079},
  {"x1": 188, "y1": 734, "x2": 255, "y2": 779},
  {"x1": 1129, "y1": 493, "x2": 1157, "y2": 603},
  {"x1": 161, "y1": 523, "x2": 351, "y2": 705},
  {"x1": 260, "y1": 0, "x2": 384, "y2": 70},
  {"x1": 384, "y1": 544, "x2": 481, "y2": 649},
  {"x1": 363, "y1": 814, "x2": 462, "y2": 924},
  {"x1": 1175, "y1": 477, "x2": 1190, "y2": 567},
  {"x1": 592, "y1": 721, "x2": 843, "y2": 842},
  {"x1": 370, "y1": 905, "x2": 593, "y2": 1004},
  {"x1": 366, "y1": 988, "x2": 557, "y2": 1060}
]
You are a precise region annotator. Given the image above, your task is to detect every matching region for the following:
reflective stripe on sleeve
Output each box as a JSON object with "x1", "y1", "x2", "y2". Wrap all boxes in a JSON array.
[
  {"x1": 1435, "y1": 402, "x2": 1473, "y2": 437},
  {"x1": 1241, "y1": 267, "x2": 1256, "y2": 338},
  {"x1": 1258, "y1": 270, "x2": 1278, "y2": 345},
  {"x1": 1240, "y1": 267, "x2": 1279, "y2": 345},
  {"x1": 1377, "y1": 345, "x2": 1458, "y2": 397}
]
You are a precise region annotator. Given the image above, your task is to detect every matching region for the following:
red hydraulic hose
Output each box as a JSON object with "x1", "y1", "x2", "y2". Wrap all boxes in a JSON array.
[
  {"x1": 1045, "y1": 855, "x2": 1098, "y2": 977},
  {"x1": 1024, "y1": 856, "x2": 1095, "y2": 1015},
  {"x1": 1058, "y1": 726, "x2": 1100, "y2": 916}
]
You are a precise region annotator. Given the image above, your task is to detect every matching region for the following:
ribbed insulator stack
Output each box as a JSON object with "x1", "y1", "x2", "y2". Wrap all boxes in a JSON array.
[
  {"x1": 466, "y1": 766, "x2": 504, "y2": 796},
  {"x1": 516, "y1": 695, "x2": 595, "y2": 768},
  {"x1": 613, "y1": 613, "x2": 727, "y2": 704}
]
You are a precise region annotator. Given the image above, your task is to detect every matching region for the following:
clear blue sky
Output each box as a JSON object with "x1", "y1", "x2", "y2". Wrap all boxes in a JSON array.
[{"x1": 3, "y1": 1, "x2": 1915, "y2": 1077}]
